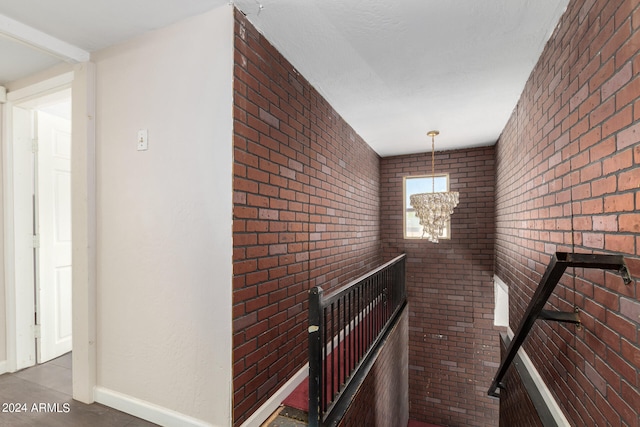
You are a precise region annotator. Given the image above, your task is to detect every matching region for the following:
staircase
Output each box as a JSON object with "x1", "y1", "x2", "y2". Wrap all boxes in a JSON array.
[{"x1": 263, "y1": 405, "x2": 308, "y2": 427}]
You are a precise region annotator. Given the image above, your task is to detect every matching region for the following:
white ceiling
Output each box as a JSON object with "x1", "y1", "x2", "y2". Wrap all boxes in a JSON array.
[{"x1": 0, "y1": 0, "x2": 568, "y2": 156}]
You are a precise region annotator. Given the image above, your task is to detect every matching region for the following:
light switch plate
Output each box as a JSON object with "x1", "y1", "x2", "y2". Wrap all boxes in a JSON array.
[{"x1": 137, "y1": 129, "x2": 148, "y2": 151}]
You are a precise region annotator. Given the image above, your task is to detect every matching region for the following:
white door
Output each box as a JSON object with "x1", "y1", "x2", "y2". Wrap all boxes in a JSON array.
[
  {"x1": 35, "y1": 107, "x2": 72, "y2": 363},
  {"x1": 10, "y1": 105, "x2": 38, "y2": 370}
]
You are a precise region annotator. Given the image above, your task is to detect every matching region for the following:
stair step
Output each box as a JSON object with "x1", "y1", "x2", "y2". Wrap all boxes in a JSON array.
[{"x1": 262, "y1": 405, "x2": 308, "y2": 427}]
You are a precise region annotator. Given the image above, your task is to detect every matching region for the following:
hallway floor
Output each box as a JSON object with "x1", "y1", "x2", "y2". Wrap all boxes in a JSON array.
[{"x1": 0, "y1": 353, "x2": 157, "y2": 426}]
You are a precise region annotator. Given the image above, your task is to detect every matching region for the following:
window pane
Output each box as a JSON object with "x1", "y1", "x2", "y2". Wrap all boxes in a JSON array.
[
  {"x1": 403, "y1": 174, "x2": 451, "y2": 239},
  {"x1": 405, "y1": 210, "x2": 423, "y2": 238}
]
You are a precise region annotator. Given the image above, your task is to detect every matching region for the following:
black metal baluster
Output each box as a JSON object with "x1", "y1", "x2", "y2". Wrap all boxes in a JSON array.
[
  {"x1": 382, "y1": 270, "x2": 387, "y2": 323},
  {"x1": 309, "y1": 255, "x2": 408, "y2": 424},
  {"x1": 323, "y1": 305, "x2": 328, "y2": 414},
  {"x1": 372, "y1": 275, "x2": 377, "y2": 339},
  {"x1": 333, "y1": 298, "x2": 342, "y2": 393},
  {"x1": 384, "y1": 270, "x2": 395, "y2": 323},
  {"x1": 376, "y1": 274, "x2": 380, "y2": 334},
  {"x1": 341, "y1": 294, "x2": 346, "y2": 388},
  {"x1": 371, "y1": 276, "x2": 375, "y2": 340},
  {"x1": 358, "y1": 285, "x2": 362, "y2": 366},
  {"x1": 385, "y1": 269, "x2": 389, "y2": 322},
  {"x1": 367, "y1": 277, "x2": 372, "y2": 351},
  {"x1": 347, "y1": 292, "x2": 351, "y2": 375},
  {"x1": 362, "y1": 281, "x2": 367, "y2": 353},
  {"x1": 331, "y1": 304, "x2": 336, "y2": 401}
]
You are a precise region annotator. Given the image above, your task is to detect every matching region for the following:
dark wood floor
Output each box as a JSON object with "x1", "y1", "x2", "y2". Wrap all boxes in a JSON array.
[{"x1": 0, "y1": 353, "x2": 158, "y2": 426}]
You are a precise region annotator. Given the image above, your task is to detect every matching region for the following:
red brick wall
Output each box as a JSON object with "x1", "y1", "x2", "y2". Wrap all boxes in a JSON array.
[
  {"x1": 232, "y1": 10, "x2": 383, "y2": 425},
  {"x1": 495, "y1": 0, "x2": 640, "y2": 425},
  {"x1": 498, "y1": 336, "x2": 545, "y2": 427},
  {"x1": 337, "y1": 308, "x2": 409, "y2": 427},
  {"x1": 380, "y1": 146, "x2": 499, "y2": 426}
]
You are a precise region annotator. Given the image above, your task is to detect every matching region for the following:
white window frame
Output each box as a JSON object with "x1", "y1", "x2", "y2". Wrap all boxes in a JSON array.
[{"x1": 403, "y1": 174, "x2": 452, "y2": 240}]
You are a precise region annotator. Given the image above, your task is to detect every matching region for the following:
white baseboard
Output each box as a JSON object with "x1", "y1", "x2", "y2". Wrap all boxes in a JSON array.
[
  {"x1": 0, "y1": 360, "x2": 7, "y2": 375},
  {"x1": 94, "y1": 386, "x2": 213, "y2": 427},
  {"x1": 507, "y1": 328, "x2": 570, "y2": 426},
  {"x1": 240, "y1": 363, "x2": 308, "y2": 427}
]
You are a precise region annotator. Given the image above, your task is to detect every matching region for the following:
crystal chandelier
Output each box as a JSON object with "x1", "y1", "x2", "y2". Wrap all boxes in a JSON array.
[{"x1": 409, "y1": 131, "x2": 459, "y2": 242}]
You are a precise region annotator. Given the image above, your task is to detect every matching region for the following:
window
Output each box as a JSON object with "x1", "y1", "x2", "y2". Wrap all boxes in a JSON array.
[
  {"x1": 494, "y1": 276, "x2": 509, "y2": 327},
  {"x1": 403, "y1": 174, "x2": 452, "y2": 239}
]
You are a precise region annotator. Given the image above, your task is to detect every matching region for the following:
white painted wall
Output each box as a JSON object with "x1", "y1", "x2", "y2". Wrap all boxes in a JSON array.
[
  {"x1": 0, "y1": 102, "x2": 5, "y2": 370},
  {"x1": 92, "y1": 5, "x2": 233, "y2": 426}
]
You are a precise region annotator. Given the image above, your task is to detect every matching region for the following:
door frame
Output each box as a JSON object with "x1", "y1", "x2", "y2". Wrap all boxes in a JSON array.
[
  {"x1": 3, "y1": 98, "x2": 36, "y2": 372},
  {"x1": 2, "y1": 63, "x2": 96, "y2": 403}
]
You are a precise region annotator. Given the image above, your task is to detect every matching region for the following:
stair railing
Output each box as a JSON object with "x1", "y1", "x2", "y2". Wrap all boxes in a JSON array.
[
  {"x1": 488, "y1": 252, "x2": 631, "y2": 397},
  {"x1": 308, "y1": 254, "x2": 406, "y2": 426}
]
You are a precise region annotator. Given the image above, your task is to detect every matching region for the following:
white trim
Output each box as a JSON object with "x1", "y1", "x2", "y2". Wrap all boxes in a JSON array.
[
  {"x1": 2, "y1": 100, "x2": 35, "y2": 372},
  {"x1": 70, "y1": 61, "x2": 97, "y2": 404},
  {"x1": 94, "y1": 387, "x2": 215, "y2": 427},
  {"x1": 2, "y1": 66, "x2": 96, "y2": 404},
  {"x1": 0, "y1": 360, "x2": 7, "y2": 375},
  {"x1": 493, "y1": 275, "x2": 509, "y2": 327},
  {"x1": 507, "y1": 327, "x2": 571, "y2": 426},
  {"x1": 0, "y1": 86, "x2": 6, "y2": 103},
  {"x1": 3, "y1": 71, "x2": 75, "y2": 373},
  {"x1": 2, "y1": 101, "x2": 17, "y2": 373},
  {"x1": 403, "y1": 174, "x2": 453, "y2": 240},
  {"x1": 7, "y1": 72, "x2": 73, "y2": 103},
  {"x1": 239, "y1": 364, "x2": 308, "y2": 427},
  {"x1": 0, "y1": 14, "x2": 90, "y2": 63}
]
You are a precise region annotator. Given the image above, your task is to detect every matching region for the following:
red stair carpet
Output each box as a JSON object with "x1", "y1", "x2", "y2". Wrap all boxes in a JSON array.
[
  {"x1": 282, "y1": 376, "x2": 308, "y2": 411},
  {"x1": 282, "y1": 377, "x2": 443, "y2": 427}
]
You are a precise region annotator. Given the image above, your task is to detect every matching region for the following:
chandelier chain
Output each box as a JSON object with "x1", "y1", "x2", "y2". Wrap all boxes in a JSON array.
[{"x1": 431, "y1": 134, "x2": 435, "y2": 192}]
